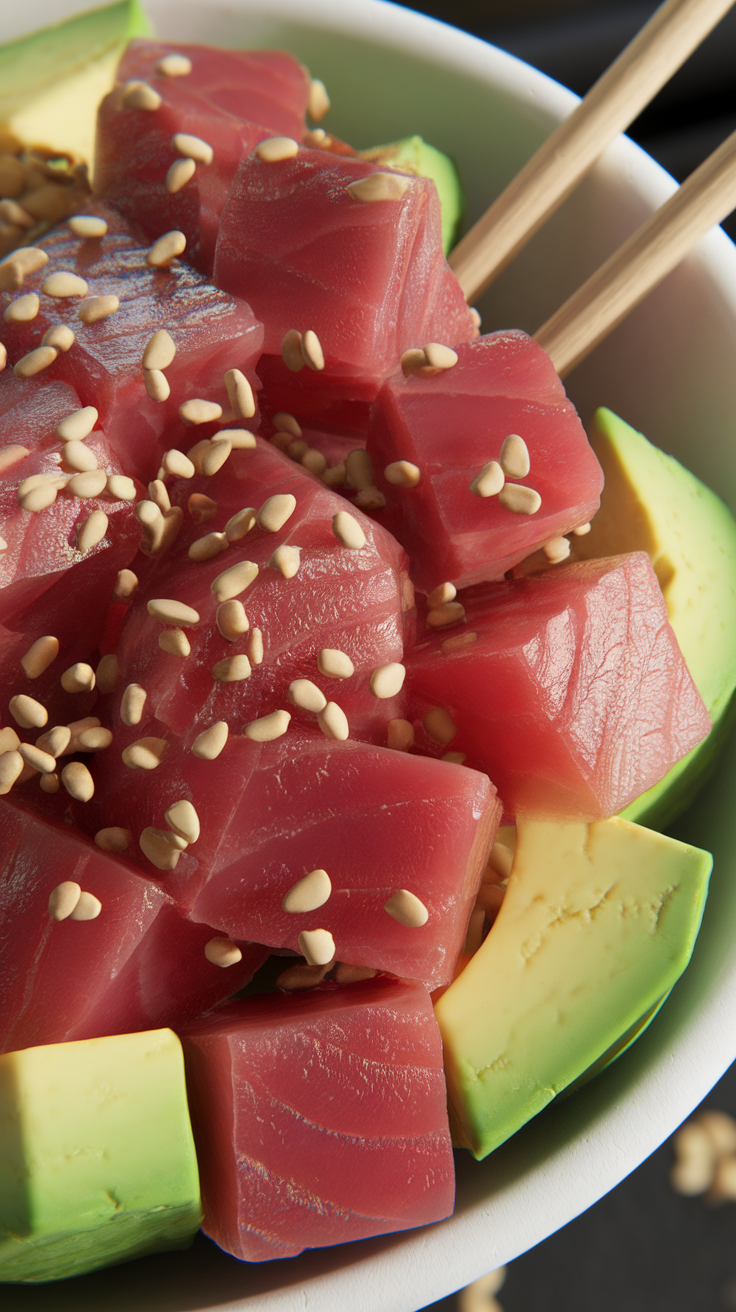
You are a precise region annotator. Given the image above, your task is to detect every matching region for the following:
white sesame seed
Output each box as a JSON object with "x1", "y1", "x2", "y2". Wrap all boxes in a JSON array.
[
  {"x1": 489, "y1": 841, "x2": 514, "y2": 880},
  {"x1": 303, "y1": 128, "x2": 328, "y2": 148},
  {"x1": 287, "y1": 439, "x2": 309, "y2": 461},
  {"x1": 107, "y1": 474, "x2": 137, "y2": 501},
  {"x1": 65, "y1": 717, "x2": 101, "y2": 754},
  {"x1": 441, "y1": 751, "x2": 466, "y2": 765},
  {"x1": 122, "y1": 737, "x2": 169, "y2": 770},
  {"x1": 427, "y1": 601, "x2": 466, "y2": 628},
  {"x1": 334, "y1": 963, "x2": 377, "y2": 984},
  {"x1": 317, "y1": 701, "x2": 348, "y2": 741},
  {"x1": 4, "y1": 292, "x2": 39, "y2": 323},
  {"x1": 42, "y1": 271, "x2": 88, "y2": 299},
  {"x1": 332, "y1": 510, "x2": 365, "y2": 550},
  {"x1": 307, "y1": 77, "x2": 331, "y2": 121},
  {"x1": 96, "y1": 653, "x2": 120, "y2": 694},
  {"x1": 156, "y1": 52, "x2": 192, "y2": 76},
  {"x1": 18, "y1": 742, "x2": 56, "y2": 773},
  {"x1": 188, "y1": 492, "x2": 217, "y2": 523},
  {"x1": 121, "y1": 683, "x2": 147, "y2": 727},
  {"x1": 211, "y1": 559, "x2": 258, "y2": 603},
  {"x1": 276, "y1": 961, "x2": 331, "y2": 990},
  {"x1": 94, "y1": 826, "x2": 131, "y2": 852},
  {"x1": 257, "y1": 493, "x2": 296, "y2": 533},
  {"x1": 10, "y1": 694, "x2": 47, "y2": 729},
  {"x1": 301, "y1": 449, "x2": 327, "y2": 476},
  {"x1": 35, "y1": 724, "x2": 71, "y2": 757},
  {"x1": 140, "y1": 827, "x2": 182, "y2": 870},
  {"x1": 423, "y1": 342, "x2": 458, "y2": 371},
  {"x1": 370, "y1": 662, "x2": 406, "y2": 699},
  {"x1": 470, "y1": 460, "x2": 504, "y2": 498},
  {"x1": 147, "y1": 598, "x2": 200, "y2": 628},
  {"x1": 281, "y1": 328, "x2": 304, "y2": 372},
  {"x1": 288, "y1": 679, "x2": 327, "y2": 713},
  {"x1": 173, "y1": 131, "x2": 213, "y2": 164},
  {"x1": 77, "y1": 509, "x2": 108, "y2": 553},
  {"x1": 248, "y1": 627, "x2": 264, "y2": 666},
  {"x1": 272, "y1": 412, "x2": 301, "y2": 438},
  {"x1": 77, "y1": 294, "x2": 119, "y2": 324},
  {"x1": 256, "y1": 136, "x2": 299, "y2": 162},
  {"x1": 180, "y1": 397, "x2": 223, "y2": 426},
  {"x1": 56, "y1": 406, "x2": 98, "y2": 442},
  {"x1": 387, "y1": 718, "x2": 414, "y2": 751},
  {"x1": 384, "y1": 460, "x2": 420, "y2": 488},
  {"x1": 142, "y1": 329, "x2": 176, "y2": 371},
  {"x1": 0, "y1": 444, "x2": 30, "y2": 474},
  {"x1": 166, "y1": 156, "x2": 196, "y2": 193},
  {"x1": 424, "y1": 706, "x2": 456, "y2": 745},
  {"x1": 204, "y1": 937, "x2": 242, "y2": 967},
  {"x1": 187, "y1": 531, "x2": 226, "y2": 564},
  {"x1": 191, "y1": 720, "x2": 228, "y2": 759},
  {"x1": 573, "y1": 522, "x2": 592, "y2": 536},
  {"x1": 354, "y1": 487, "x2": 386, "y2": 510},
  {"x1": 384, "y1": 888, "x2": 428, "y2": 927},
  {"x1": 77, "y1": 726, "x2": 113, "y2": 751},
  {"x1": 220, "y1": 428, "x2": 256, "y2": 450},
  {"x1": 60, "y1": 663, "x2": 95, "y2": 694},
  {"x1": 66, "y1": 469, "x2": 107, "y2": 499},
  {"x1": 122, "y1": 80, "x2": 162, "y2": 110},
  {"x1": 317, "y1": 648, "x2": 354, "y2": 680},
  {"x1": 42, "y1": 323, "x2": 75, "y2": 352},
  {"x1": 144, "y1": 368, "x2": 170, "y2": 402},
  {"x1": 0, "y1": 750, "x2": 23, "y2": 794},
  {"x1": 283, "y1": 867, "x2": 331, "y2": 913},
  {"x1": 441, "y1": 630, "x2": 478, "y2": 653},
  {"x1": 147, "y1": 230, "x2": 186, "y2": 267},
  {"x1": 216, "y1": 599, "x2": 249, "y2": 641},
  {"x1": 61, "y1": 760, "x2": 94, "y2": 801},
  {"x1": 21, "y1": 636, "x2": 59, "y2": 680},
  {"x1": 223, "y1": 367, "x2": 255, "y2": 418},
  {"x1": 213, "y1": 654, "x2": 252, "y2": 683},
  {"x1": 225, "y1": 506, "x2": 257, "y2": 541},
  {"x1": 186, "y1": 439, "x2": 211, "y2": 474},
  {"x1": 69, "y1": 214, "x2": 108, "y2": 238},
  {"x1": 14, "y1": 346, "x2": 58, "y2": 378},
  {"x1": 48, "y1": 881, "x2": 82, "y2": 921},
  {"x1": 69, "y1": 890, "x2": 102, "y2": 920},
  {"x1": 159, "y1": 628, "x2": 191, "y2": 657},
  {"x1": 401, "y1": 347, "x2": 428, "y2": 375},
  {"x1": 270, "y1": 433, "x2": 292, "y2": 451},
  {"x1": 543, "y1": 536, "x2": 572, "y2": 564},
  {"x1": 63, "y1": 440, "x2": 98, "y2": 473},
  {"x1": 345, "y1": 449, "x2": 374, "y2": 492},
  {"x1": 426, "y1": 582, "x2": 457, "y2": 608},
  {"x1": 498, "y1": 483, "x2": 542, "y2": 515},
  {"x1": 244, "y1": 708, "x2": 290, "y2": 741},
  {"x1": 347, "y1": 172, "x2": 411, "y2": 202},
  {"x1": 301, "y1": 329, "x2": 324, "y2": 371},
  {"x1": 500, "y1": 434, "x2": 530, "y2": 479},
  {"x1": 298, "y1": 927, "x2": 335, "y2": 966},
  {"x1": 269, "y1": 544, "x2": 301, "y2": 578},
  {"x1": 469, "y1": 307, "x2": 482, "y2": 330},
  {"x1": 166, "y1": 799, "x2": 200, "y2": 844},
  {"x1": 136, "y1": 498, "x2": 164, "y2": 549},
  {"x1": 0, "y1": 246, "x2": 48, "y2": 293},
  {"x1": 202, "y1": 438, "x2": 232, "y2": 477}
]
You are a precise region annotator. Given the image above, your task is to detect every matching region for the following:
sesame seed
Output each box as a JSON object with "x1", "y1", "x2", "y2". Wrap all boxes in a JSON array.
[
  {"x1": 42, "y1": 271, "x2": 88, "y2": 299},
  {"x1": 66, "y1": 469, "x2": 107, "y2": 499},
  {"x1": 61, "y1": 760, "x2": 94, "y2": 801},
  {"x1": 166, "y1": 156, "x2": 196, "y2": 193},
  {"x1": 148, "y1": 597, "x2": 200, "y2": 627},
  {"x1": 0, "y1": 246, "x2": 48, "y2": 291},
  {"x1": 470, "y1": 307, "x2": 482, "y2": 329},
  {"x1": 122, "y1": 80, "x2": 163, "y2": 110},
  {"x1": 48, "y1": 881, "x2": 82, "y2": 921},
  {"x1": 57, "y1": 406, "x2": 98, "y2": 441},
  {"x1": 500, "y1": 433, "x2": 530, "y2": 479},
  {"x1": 213, "y1": 654, "x2": 252, "y2": 683},
  {"x1": 186, "y1": 439, "x2": 211, "y2": 474},
  {"x1": 65, "y1": 717, "x2": 101, "y2": 753},
  {"x1": 142, "y1": 329, "x2": 176, "y2": 370},
  {"x1": 426, "y1": 582, "x2": 457, "y2": 608},
  {"x1": 317, "y1": 648, "x2": 354, "y2": 680},
  {"x1": 489, "y1": 841, "x2": 514, "y2": 880},
  {"x1": 107, "y1": 474, "x2": 137, "y2": 501},
  {"x1": 223, "y1": 367, "x2": 256, "y2": 419},
  {"x1": 322, "y1": 462, "x2": 346, "y2": 487},
  {"x1": 470, "y1": 460, "x2": 504, "y2": 498},
  {"x1": 573, "y1": 522, "x2": 592, "y2": 536},
  {"x1": 257, "y1": 493, "x2": 296, "y2": 533},
  {"x1": 35, "y1": 724, "x2": 71, "y2": 757},
  {"x1": 423, "y1": 342, "x2": 458, "y2": 371},
  {"x1": 256, "y1": 136, "x2": 299, "y2": 162},
  {"x1": 441, "y1": 631, "x2": 478, "y2": 653},
  {"x1": 0, "y1": 444, "x2": 30, "y2": 474},
  {"x1": 20, "y1": 635, "x2": 59, "y2": 680},
  {"x1": 14, "y1": 346, "x2": 58, "y2": 378},
  {"x1": 144, "y1": 368, "x2": 171, "y2": 402},
  {"x1": 216, "y1": 599, "x2": 249, "y2": 641},
  {"x1": 384, "y1": 888, "x2": 429, "y2": 927},
  {"x1": 301, "y1": 449, "x2": 327, "y2": 476},
  {"x1": 63, "y1": 440, "x2": 98, "y2": 473},
  {"x1": 18, "y1": 475, "x2": 63, "y2": 512},
  {"x1": 270, "y1": 433, "x2": 292, "y2": 451},
  {"x1": 136, "y1": 499, "x2": 164, "y2": 551},
  {"x1": 345, "y1": 449, "x2": 375, "y2": 491},
  {"x1": 369, "y1": 662, "x2": 406, "y2": 699},
  {"x1": 401, "y1": 347, "x2": 428, "y2": 375},
  {"x1": 188, "y1": 492, "x2": 217, "y2": 523},
  {"x1": 180, "y1": 398, "x2": 223, "y2": 426},
  {"x1": 303, "y1": 128, "x2": 327, "y2": 147},
  {"x1": 121, "y1": 683, "x2": 147, "y2": 727},
  {"x1": 0, "y1": 199, "x2": 33, "y2": 228},
  {"x1": 173, "y1": 131, "x2": 213, "y2": 164},
  {"x1": 122, "y1": 737, "x2": 169, "y2": 770},
  {"x1": 347, "y1": 172, "x2": 411, "y2": 202},
  {"x1": 269, "y1": 544, "x2": 301, "y2": 578},
  {"x1": 0, "y1": 728, "x2": 20, "y2": 755},
  {"x1": 387, "y1": 718, "x2": 414, "y2": 751},
  {"x1": 165, "y1": 799, "x2": 200, "y2": 844},
  {"x1": 39, "y1": 773, "x2": 59, "y2": 793},
  {"x1": 77, "y1": 294, "x2": 119, "y2": 324},
  {"x1": 10, "y1": 694, "x2": 47, "y2": 729},
  {"x1": 332, "y1": 510, "x2": 365, "y2": 550},
  {"x1": 0, "y1": 750, "x2": 23, "y2": 794},
  {"x1": 201, "y1": 438, "x2": 231, "y2": 477},
  {"x1": 441, "y1": 751, "x2": 466, "y2": 764},
  {"x1": 288, "y1": 679, "x2": 327, "y2": 713},
  {"x1": 272, "y1": 412, "x2": 301, "y2": 438},
  {"x1": 140, "y1": 827, "x2": 182, "y2": 870},
  {"x1": 317, "y1": 701, "x2": 348, "y2": 741},
  {"x1": 283, "y1": 867, "x2": 331, "y2": 913},
  {"x1": 189, "y1": 531, "x2": 228, "y2": 562},
  {"x1": 191, "y1": 720, "x2": 228, "y2": 759},
  {"x1": 159, "y1": 628, "x2": 191, "y2": 657},
  {"x1": 96, "y1": 653, "x2": 120, "y2": 693},
  {"x1": 220, "y1": 428, "x2": 256, "y2": 450},
  {"x1": 70, "y1": 890, "x2": 102, "y2": 920},
  {"x1": 298, "y1": 928, "x2": 335, "y2": 966},
  {"x1": 543, "y1": 536, "x2": 572, "y2": 564},
  {"x1": 354, "y1": 487, "x2": 386, "y2": 510},
  {"x1": 281, "y1": 328, "x2": 304, "y2": 372},
  {"x1": 69, "y1": 214, "x2": 108, "y2": 238},
  {"x1": 4, "y1": 292, "x2": 39, "y2": 323},
  {"x1": 244, "y1": 708, "x2": 291, "y2": 742},
  {"x1": 384, "y1": 460, "x2": 420, "y2": 488},
  {"x1": 225, "y1": 506, "x2": 257, "y2": 541},
  {"x1": 498, "y1": 483, "x2": 541, "y2": 515},
  {"x1": 427, "y1": 601, "x2": 466, "y2": 628},
  {"x1": 94, "y1": 827, "x2": 132, "y2": 852},
  {"x1": 156, "y1": 52, "x2": 192, "y2": 76},
  {"x1": 276, "y1": 961, "x2": 331, "y2": 991},
  {"x1": 60, "y1": 663, "x2": 95, "y2": 694},
  {"x1": 147, "y1": 230, "x2": 186, "y2": 267},
  {"x1": 18, "y1": 742, "x2": 56, "y2": 773},
  {"x1": 335, "y1": 963, "x2": 377, "y2": 984},
  {"x1": 248, "y1": 627, "x2": 264, "y2": 666},
  {"x1": 301, "y1": 329, "x2": 325, "y2": 371},
  {"x1": 211, "y1": 559, "x2": 258, "y2": 603},
  {"x1": 205, "y1": 937, "x2": 242, "y2": 967},
  {"x1": 423, "y1": 706, "x2": 456, "y2": 745},
  {"x1": 307, "y1": 77, "x2": 331, "y2": 121},
  {"x1": 42, "y1": 323, "x2": 75, "y2": 352},
  {"x1": 287, "y1": 439, "x2": 309, "y2": 461},
  {"x1": 77, "y1": 510, "x2": 108, "y2": 553}
]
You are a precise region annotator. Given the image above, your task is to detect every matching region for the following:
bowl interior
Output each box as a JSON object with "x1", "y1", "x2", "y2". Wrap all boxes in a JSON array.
[{"x1": 5, "y1": 3, "x2": 736, "y2": 1309}]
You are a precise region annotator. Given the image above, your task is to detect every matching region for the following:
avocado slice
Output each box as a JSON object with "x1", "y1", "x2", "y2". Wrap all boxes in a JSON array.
[
  {"x1": 0, "y1": 0, "x2": 152, "y2": 167},
  {"x1": 570, "y1": 407, "x2": 736, "y2": 830},
  {"x1": 358, "y1": 135, "x2": 464, "y2": 254},
  {"x1": 0, "y1": 1028, "x2": 201, "y2": 1282},
  {"x1": 435, "y1": 816, "x2": 711, "y2": 1160}
]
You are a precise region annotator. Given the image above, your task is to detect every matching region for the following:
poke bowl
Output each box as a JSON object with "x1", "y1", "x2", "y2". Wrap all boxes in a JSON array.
[{"x1": 3, "y1": 1, "x2": 736, "y2": 1309}]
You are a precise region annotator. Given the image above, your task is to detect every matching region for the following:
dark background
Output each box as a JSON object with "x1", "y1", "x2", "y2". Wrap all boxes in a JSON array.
[{"x1": 397, "y1": 1, "x2": 736, "y2": 1308}]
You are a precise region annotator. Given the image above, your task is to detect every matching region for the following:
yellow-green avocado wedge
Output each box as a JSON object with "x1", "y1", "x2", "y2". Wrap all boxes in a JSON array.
[
  {"x1": 0, "y1": 0, "x2": 152, "y2": 166},
  {"x1": 358, "y1": 135, "x2": 464, "y2": 255},
  {"x1": 0, "y1": 1028, "x2": 201, "y2": 1283},
  {"x1": 435, "y1": 816, "x2": 711, "y2": 1161},
  {"x1": 573, "y1": 407, "x2": 736, "y2": 831}
]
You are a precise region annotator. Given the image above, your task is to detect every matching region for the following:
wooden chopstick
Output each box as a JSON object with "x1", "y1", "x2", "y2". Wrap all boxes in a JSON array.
[
  {"x1": 448, "y1": 0, "x2": 735, "y2": 305},
  {"x1": 533, "y1": 125, "x2": 736, "y2": 376}
]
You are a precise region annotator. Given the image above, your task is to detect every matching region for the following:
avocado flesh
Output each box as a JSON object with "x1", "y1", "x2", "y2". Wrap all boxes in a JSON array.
[
  {"x1": 0, "y1": 0, "x2": 151, "y2": 167},
  {"x1": 358, "y1": 135, "x2": 464, "y2": 254},
  {"x1": 0, "y1": 1029, "x2": 201, "y2": 1283},
  {"x1": 435, "y1": 816, "x2": 711, "y2": 1160},
  {"x1": 573, "y1": 407, "x2": 736, "y2": 831}
]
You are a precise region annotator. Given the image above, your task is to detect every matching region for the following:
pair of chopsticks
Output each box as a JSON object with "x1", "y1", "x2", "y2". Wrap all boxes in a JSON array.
[{"x1": 448, "y1": 0, "x2": 736, "y2": 377}]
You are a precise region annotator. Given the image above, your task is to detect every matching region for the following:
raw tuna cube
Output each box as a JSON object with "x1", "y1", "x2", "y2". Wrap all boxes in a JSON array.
[
  {"x1": 86, "y1": 726, "x2": 500, "y2": 990},
  {"x1": 0, "y1": 801, "x2": 268, "y2": 1052},
  {"x1": 405, "y1": 552, "x2": 711, "y2": 820},
  {"x1": 179, "y1": 977, "x2": 455, "y2": 1261},
  {"x1": 366, "y1": 332, "x2": 604, "y2": 592},
  {"x1": 0, "y1": 203, "x2": 263, "y2": 483},
  {"x1": 213, "y1": 148, "x2": 477, "y2": 430}
]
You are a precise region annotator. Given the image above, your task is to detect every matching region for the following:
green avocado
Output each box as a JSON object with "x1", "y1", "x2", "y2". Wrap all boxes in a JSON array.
[
  {"x1": 434, "y1": 816, "x2": 711, "y2": 1160},
  {"x1": 358, "y1": 135, "x2": 464, "y2": 254},
  {"x1": 0, "y1": 0, "x2": 151, "y2": 165},
  {"x1": 572, "y1": 407, "x2": 736, "y2": 831},
  {"x1": 0, "y1": 1028, "x2": 201, "y2": 1283}
]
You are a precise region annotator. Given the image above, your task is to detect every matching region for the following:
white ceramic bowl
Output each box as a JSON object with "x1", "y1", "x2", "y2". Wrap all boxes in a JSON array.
[{"x1": 7, "y1": 3, "x2": 736, "y2": 1309}]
